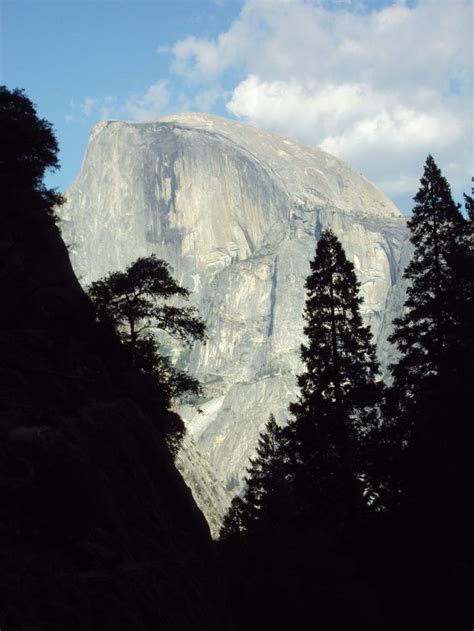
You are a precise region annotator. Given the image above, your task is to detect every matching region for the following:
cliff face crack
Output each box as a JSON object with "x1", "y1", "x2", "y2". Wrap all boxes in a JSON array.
[{"x1": 267, "y1": 256, "x2": 278, "y2": 338}]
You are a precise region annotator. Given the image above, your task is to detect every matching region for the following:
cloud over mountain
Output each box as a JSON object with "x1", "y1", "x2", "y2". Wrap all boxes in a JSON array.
[{"x1": 165, "y1": 0, "x2": 471, "y2": 207}]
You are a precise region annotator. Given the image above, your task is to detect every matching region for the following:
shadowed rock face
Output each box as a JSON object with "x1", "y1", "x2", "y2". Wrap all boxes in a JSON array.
[{"x1": 61, "y1": 113, "x2": 408, "y2": 493}]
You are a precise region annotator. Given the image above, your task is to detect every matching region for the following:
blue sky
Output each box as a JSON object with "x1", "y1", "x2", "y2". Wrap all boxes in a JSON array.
[
  {"x1": 1, "y1": 0, "x2": 472, "y2": 213},
  {"x1": 1, "y1": 0, "x2": 244, "y2": 189}
]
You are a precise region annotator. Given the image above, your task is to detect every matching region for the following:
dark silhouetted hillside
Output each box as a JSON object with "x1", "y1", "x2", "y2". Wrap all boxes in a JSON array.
[{"x1": 0, "y1": 87, "x2": 231, "y2": 631}]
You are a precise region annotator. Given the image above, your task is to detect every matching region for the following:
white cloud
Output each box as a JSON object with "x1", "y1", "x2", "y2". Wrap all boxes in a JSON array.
[
  {"x1": 123, "y1": 80, "x2": 170, "y2": 121},
  {"x1": 167, "y1": 0, "x2": 472, "y2": 206},
  {"x1": 81, "y1": 97, "x2": 97, "y2": 118},
  {"x1": 71, "y1": 82, "x2": 171, "y2": 126}
]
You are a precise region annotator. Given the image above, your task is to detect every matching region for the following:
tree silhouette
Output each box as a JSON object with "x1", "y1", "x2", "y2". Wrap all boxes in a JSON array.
[
  {"x1": 219, "y1": 414, "x2": 291, "y2": 540},
  {"x1": 88, "y1": 255, "x2": 206, "y2": 411},
  {"x1": 464, "y1": 187, "x2": 473, "y2": 222},
  {"x1": 386, "y1": 156, "x2": 472, "y2": 501},
  {"x1": 288, "y1": 229, "x2": 382, "y2": 542},
  {"x1": 0, "y1": 86, "x2": 62, "y2": 219},
  {"x1": 381, "y1": 156, "x2": 473, "y2": 628},
  {"x1": 219, "y1": 495, "x2": 247, "y2": 541}
]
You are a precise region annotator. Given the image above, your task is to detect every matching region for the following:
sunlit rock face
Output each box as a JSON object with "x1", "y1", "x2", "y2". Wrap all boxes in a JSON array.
[
  {"x1": 175, "y1": 434, "x2": 231, "y2": 538},
  {"x1": 61, "y1": 112, "x2": 408, "y2": 494}
]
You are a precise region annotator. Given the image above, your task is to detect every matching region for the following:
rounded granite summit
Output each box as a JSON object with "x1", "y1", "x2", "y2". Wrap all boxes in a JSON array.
[
  {"x1": 100, "y1": 112, "x2": 401, "y2": 220},
  {"x1": 61, "y1": 112, "x2": 408, "y2": 498}
]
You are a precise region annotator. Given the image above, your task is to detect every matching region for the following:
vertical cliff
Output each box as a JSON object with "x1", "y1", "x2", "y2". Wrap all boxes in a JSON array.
[{"x1": 60, "y1": 113, "x2": 408, "y2": 492}]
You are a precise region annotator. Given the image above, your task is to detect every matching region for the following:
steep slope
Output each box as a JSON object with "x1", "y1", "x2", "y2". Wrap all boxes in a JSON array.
[
  {"x1": 61, "y1": 112, "x2": 408, "y2": 492},
  {"x1": 0, "y1": 184, "x2": 231, "y2": 628},
  {"x1": 176, "y1": 434, "x2": 230, "y2": 538}
]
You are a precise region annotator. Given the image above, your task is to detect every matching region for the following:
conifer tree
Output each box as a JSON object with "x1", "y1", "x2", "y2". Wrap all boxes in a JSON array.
[
  {"x1": 288, "y1": 229, "x2": 382, "y2": 539},
  {"x1": 379, "y1": 156, "x2": 474, "y2": 630},
  {"x1": 242, "y1": 415, "x2": 289, "y2": 530},
  {"x1": 386, "y1": 156, "x2": 473, "y2": 524},
  {"x1": 88, "y1": 254, "x2": 205, "y2": 408},
  {"x1": 88, "y1": 255, "x2": 206, "y2": 453},
  {"x1": 219, "y1": 496, "x2": 247, "y2": 541},
  {"x1": 389, "y1": 156, "x2": 468, "y2": 403},
  {"x1": 219, "y1": 415, "x2": 289, "y2": 539}
]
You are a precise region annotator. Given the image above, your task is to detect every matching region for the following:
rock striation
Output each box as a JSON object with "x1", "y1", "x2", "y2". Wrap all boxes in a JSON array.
[
  {"x1": 175, "y1": 434, "x2": 231, "y2": 538},
  {"x1": 60, "y1": 113, "x2": 408, "y2": 494}
]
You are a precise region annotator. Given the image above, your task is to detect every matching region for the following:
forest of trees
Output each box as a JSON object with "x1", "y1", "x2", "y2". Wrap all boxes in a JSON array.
[
  {"x1": 219, "y1": 159, "x2": 473, "y2": 630},
  {"x1": 2, "y1": 85, "x2": 472, "y2": 629}
]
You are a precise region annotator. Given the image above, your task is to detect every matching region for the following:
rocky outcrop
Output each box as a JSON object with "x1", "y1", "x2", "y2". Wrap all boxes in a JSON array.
[
  {"x1": 60, "y1": 113, "x2": 408, "y2": 493},
  {"x1": 176, "y1": 434, "x2": 231, "y2": 538}
]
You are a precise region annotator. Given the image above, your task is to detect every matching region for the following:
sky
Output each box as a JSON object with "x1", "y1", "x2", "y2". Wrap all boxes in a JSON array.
[{"x1": 1, "y1": 0, "x2": 472, "y2": 213}]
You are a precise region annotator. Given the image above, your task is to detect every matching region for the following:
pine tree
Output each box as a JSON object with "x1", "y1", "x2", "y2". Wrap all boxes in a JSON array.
[
  {"x1": 389, "y1": 156, "x2": 468, "y2": 400},
  {"x1": 382, "y1": 157, "x2": 474, "y2": 630},
  {"x1": 88, "y1": 254, "x2": 205, "y2": 408},
  {"x1": 288, "y1": 229, "x2": 382, "y2": 539},
  {"x1": 88, "y1": 255, "x2": 206, "y2": 454},
  {"x1": 242, "y1": 415, "x2": 290, "y2": 530},
  {"x1": 219, "y1": 496, "x2": 247, "y2": 541},
  {"x1": 219, "y1": 415, "x2": 290, "y2": 539},
  {"x1": 387, "y1": 156, "x2": 472, "y2": 501}
]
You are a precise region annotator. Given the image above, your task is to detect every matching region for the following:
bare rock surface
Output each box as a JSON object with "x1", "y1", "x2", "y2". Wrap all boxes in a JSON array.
[
  {"x1": 175, "y1": 434, "x2": 231, "y2": 538},
  {"x1": 60, "y1": 112, "x2": 408, "y2": 494}
]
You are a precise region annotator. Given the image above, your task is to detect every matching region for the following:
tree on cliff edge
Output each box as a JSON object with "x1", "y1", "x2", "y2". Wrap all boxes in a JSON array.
[
  {"x1": 88, "y1": 255, "x2": 206, "y2": 417},
  {"x1": 0, "y1": 86, "x2": 62, "y2": 219}
]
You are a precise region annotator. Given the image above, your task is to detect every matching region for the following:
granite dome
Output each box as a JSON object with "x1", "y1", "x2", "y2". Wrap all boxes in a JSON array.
[{"x1": 60, "y1": 112, "x2": 409, "y2": 498}]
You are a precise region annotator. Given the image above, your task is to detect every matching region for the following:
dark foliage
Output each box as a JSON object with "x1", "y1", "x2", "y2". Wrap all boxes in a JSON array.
[
  {"x1": 219, "y1": 522, "x2": 384, "y2": 631},
  {"x1": 219, "y1": 230, "x2": 384, "y2": 629},
  {"x1": 219, "y1": 415, "x2": 291, "y2": 540},
  {"x1": 288, "y1": 229, "x2": 382, "y2": 540},
  {"x1": 88, "y1": 255, "x2": 206, "y2": 452},
  {"x1": 220, "y1": 178, "x2": 473, "y2": 628},
  {"x1": 383, "y1": 156, "x2": 472, "y2": 502},
  {"x1": 0, "y1": 88, "x2": 232, "y2": 631},
  {"x1": 372, "y1": 156, "x2": 474, "y2": 628},
  {"x1": 0, "y1": 86, "x2": 63, "y2": 220}
]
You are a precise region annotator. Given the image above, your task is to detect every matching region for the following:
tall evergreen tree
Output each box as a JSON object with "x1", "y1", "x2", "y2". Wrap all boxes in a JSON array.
[
  {"x1": 386, "y1": 156, "x2": 472, "y2": 502},
  {"x1": 288, "y1": 229, "x2": 382, "y2": 540},
  {"x1": 219, "y1": 415, "x2": 290, "y2": 540},
  {"x1": 219, "y1": 495, "x2": 247, "y2": 541},
  {"x1": 389, "y1": 156, "x2": 468, "y2": 399},
  {"x1": 381, "y1": 156, "x2": 473, "y2": 629}
]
